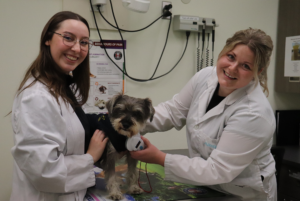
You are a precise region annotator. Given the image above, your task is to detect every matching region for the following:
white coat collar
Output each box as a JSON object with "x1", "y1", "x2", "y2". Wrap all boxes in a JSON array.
[{"x1": 198, "y1": 67, "x2": 255, "y2": 124}]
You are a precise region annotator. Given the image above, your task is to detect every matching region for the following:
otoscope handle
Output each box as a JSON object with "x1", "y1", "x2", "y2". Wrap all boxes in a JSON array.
[
  {"x1": 126, "y1": 134, "x2": 145, "y2": 151},
  {"x1": 201, "y1": 19, "x2": 206, "y2": 43}
]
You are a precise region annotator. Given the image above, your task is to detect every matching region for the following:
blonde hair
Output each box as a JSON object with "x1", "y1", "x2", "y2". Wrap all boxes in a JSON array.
[{"x1": 218, "y1": 28, "x2": 273, "y2": 96}]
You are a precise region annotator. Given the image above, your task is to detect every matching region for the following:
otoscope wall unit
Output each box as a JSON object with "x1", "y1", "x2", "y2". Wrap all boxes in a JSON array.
[
  {"x1": 173, "y1": 15, "x2": 216, "y2": 33},
  {"x1": 173, "y1": 15, "x2": 218, "y2": 72}
]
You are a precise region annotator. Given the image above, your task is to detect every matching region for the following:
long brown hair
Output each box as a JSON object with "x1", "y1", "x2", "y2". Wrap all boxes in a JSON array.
[
  {"x1": 218, "y1": 28, "x2": 273, "y2": 96},
  {"x1": 18, "y1": 11, "x2": 90, "y2": 107}
]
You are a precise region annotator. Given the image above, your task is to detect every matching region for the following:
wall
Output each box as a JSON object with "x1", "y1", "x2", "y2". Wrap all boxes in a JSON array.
[{"x1": 1, "y1": 0, "x2": 298, "y2": 200}]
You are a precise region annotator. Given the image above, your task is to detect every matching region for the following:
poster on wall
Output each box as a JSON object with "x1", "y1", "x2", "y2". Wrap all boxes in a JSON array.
[
  {"x1": 285, "y1": 35, "x2": 300, "y2": 77},
  {"x1": 83, "y1": 40, "x2": 126, "y2": 114}
]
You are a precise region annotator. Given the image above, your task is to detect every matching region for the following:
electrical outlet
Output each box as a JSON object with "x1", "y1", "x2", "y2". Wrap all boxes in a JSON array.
[
  {"x1": 90, "y1": 0, "x2": 106, "y2": 12},
  {"x1": 90, "y1": 5, "x2": 105, "y2": 12},
  {"x1": 162, "y1": 1, "x2": 172, "y2": 20}
]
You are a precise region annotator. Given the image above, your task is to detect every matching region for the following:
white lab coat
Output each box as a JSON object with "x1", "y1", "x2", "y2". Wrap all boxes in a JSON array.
[
  {"x1": 143, "y1": 67, "x2": 277, "y2": 200},
  {"x1": 10, "y1": 77, "x2": 95, "y2": 201}
]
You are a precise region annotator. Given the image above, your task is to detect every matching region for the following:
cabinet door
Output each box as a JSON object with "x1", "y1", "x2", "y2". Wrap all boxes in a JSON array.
[
  {"x1": 278, "y1": 193, "x2": 300, "y2": 201},
  {"x1": 278, "y1": 163, "x2": 300, "y2": 199},
  {"x1": 275, "y1": 0, "x2": 300, "y2": 93}
]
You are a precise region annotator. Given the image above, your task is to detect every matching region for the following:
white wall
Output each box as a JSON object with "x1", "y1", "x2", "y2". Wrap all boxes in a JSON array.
[{"x1": 2, "y1": 0, "x2": 299, "y2": 200}]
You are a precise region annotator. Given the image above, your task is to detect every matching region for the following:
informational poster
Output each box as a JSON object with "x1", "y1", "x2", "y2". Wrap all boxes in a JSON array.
[
  {"x1": 285, "y1": 36, "x2": 300, "y2": 77},
  {"x1": 83, "y1": 40, "x2": 126, "y2": 114}
]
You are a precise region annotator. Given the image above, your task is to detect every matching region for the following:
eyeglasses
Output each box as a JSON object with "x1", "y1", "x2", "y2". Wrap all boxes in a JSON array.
[{"x1": 52, "y1": 32, "x2": 93, "y2": 52}]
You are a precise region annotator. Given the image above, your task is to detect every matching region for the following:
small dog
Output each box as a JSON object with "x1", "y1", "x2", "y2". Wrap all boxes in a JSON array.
[
  {"x1": 98, "y1": 93, "x2": 155, "y2": 200},
  {"x1": 94, "y1": 99, "x2": 106, "y2": 110},
  {"x1": 90, "y1": 72, "x2": 97, "y2": 78},
  {"x1": 99, "y1": 85, "x2": 107, "y2": 94}
]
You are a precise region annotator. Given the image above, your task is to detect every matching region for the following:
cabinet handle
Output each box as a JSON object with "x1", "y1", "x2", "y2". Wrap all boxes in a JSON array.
[{"x1": 288, "y1": 170, "x2": 300, "y2": 181}]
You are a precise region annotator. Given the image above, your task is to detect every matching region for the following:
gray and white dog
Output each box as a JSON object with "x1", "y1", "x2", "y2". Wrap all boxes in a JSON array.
[{"x1": 100, "y1": 93, "x2": 155, "y2": 200}]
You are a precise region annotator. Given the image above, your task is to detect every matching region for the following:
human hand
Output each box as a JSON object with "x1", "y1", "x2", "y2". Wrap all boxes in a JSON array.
[
  {"x1": 130, "y1": 136, "x2": 166, "y2": 166},
  {"x1": 87, "y1": 130, "x2": 108, "y2": 163}
]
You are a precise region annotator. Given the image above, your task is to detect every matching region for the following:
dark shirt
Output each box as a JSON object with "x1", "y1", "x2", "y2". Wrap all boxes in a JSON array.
[
  {"x1": 65, "y1": 75, "x2": 91, "y2": 153},
  {"x1": 88, "y1": 114, "x2": 127, "y2": 152},
  {"x1": 206, "y1": 83, "x2": 225, "y2": 113}
]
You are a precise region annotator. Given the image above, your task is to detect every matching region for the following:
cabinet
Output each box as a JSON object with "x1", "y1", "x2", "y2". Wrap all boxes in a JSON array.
[
  {"x1": 275, "y1": 0, "x2": 300, "y2": 93},
  {"x1": 278, "y1": 147, "x2": 300, "y2": 201}
]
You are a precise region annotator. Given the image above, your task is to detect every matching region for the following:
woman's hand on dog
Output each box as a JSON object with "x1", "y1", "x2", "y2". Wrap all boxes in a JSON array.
[
  {"x1": 130, "y1": 136, "x2": 166, "y2": 167},
  {"x1": 87, "y1": 130, "x2": 108, "y2": 163}
]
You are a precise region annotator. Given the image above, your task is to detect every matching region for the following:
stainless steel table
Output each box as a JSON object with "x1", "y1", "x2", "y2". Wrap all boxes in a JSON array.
[
  {"x1": 162, "y1": 149, "x2": 241, "y2": 201},
  {"x1": 88, "y1": 149, "x2": 240, "y2": 201}
]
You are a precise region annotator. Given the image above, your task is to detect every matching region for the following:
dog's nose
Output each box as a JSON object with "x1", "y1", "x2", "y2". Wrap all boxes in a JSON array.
[{"x1": 122, "y1": 121, "x2": 132, "y2": 129}]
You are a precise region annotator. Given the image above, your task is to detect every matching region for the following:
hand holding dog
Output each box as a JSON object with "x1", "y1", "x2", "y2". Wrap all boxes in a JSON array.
[
  {"x1": 130, "y1": 136, "x2": 166, "y2": 167},
  {"x1": 87, "y1": 130, "x2": 108, "y2": 163}
]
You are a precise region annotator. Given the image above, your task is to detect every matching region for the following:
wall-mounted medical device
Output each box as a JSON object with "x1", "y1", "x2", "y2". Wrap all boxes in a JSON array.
[
  {"x1": 173, "y1": 15, "x2": 217, "y2": 71},
  {"x1": 173, "y1": 15, "x2": 216, "y2": 33}
]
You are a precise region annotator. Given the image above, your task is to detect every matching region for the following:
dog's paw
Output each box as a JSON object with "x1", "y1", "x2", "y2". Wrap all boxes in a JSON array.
[
  {"x1": 107, "y1": 192, "x2": 123, "y2": 200},
  {"x1": 127, "y1": 185, "x2": 144, "y2": 195}
]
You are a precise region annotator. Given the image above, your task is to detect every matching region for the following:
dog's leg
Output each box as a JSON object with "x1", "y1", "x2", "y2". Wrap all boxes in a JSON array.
[
  {"x1": 126, "y1": 153, "x2": 144, "y2": 195},
  {"x1": 103, "y1": 146, "x2": 124, "y2": 200}
]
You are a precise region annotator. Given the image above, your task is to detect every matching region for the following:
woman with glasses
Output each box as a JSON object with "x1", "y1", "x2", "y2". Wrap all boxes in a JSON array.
[{"x1": 10, "y1": 11, "x2": 108, "y2": 201}]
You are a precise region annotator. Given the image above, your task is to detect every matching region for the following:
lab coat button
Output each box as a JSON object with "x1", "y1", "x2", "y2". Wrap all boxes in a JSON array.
[{"x1": 194, "y1": 125, "x2": 199, "y2": 129}]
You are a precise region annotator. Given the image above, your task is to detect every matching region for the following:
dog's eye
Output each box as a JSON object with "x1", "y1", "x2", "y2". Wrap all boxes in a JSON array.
[
  {"x1": 113, "y1": 108, "x2": 122, "y2": 114},
  {"x1": 132, "y1": 111, "x2": 143, "y2": 119}
]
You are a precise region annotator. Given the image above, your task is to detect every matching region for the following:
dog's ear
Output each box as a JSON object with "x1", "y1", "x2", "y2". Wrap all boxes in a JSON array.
[
  {"x1": 105, "y1": 93, "x2": 123, "y2": 114},
  {"x1": 144, "y1": 98, "x2": 155, "y2": 122}
]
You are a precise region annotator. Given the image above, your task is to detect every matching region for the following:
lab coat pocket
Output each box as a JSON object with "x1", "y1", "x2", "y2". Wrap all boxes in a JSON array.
[
  {"x1": 231, "y1": 162, "x2": 265, "y2": 192},
  {"x1": 203, "y1": 136, "x2": 219, "y2": 158},
  {"x1": 196, "y1": 132, "x2": 219, "y2": 159}
]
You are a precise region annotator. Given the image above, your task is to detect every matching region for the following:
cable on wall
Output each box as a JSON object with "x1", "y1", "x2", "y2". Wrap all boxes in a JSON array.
[
  {"x1": 90, "y1": 0, "x2": 190, "y2": 82},
  {"x1": 205, "y1": 33, "x2": 210, "y2": 67},
  {"x1": 98, "y1": 8, "x2": 164, "y2": 32},
  {"x1": 197, "y1": 32, "x2": 201, "y2": 72}
]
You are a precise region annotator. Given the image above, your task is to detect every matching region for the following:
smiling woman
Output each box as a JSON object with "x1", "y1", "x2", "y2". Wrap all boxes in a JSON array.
[
  {"x1": 217, "y1": 28, "x2": 273, "y2": 96},
  {"x1": 10, "y1": 11, "x2": 108, "y2": 201},
  {"x1": 45, "y1": 21, "x2": 90, "y2": 74},
  {"x1": 130, "y1": 28, "x2": 277, "y2": 201},
  {"x1": 217, "y1": 44, "x2": 256, "y2": 97}
]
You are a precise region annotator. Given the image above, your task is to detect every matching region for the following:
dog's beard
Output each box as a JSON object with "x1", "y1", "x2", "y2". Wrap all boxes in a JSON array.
[{"x1": 112, "y1": 118, "x2": 143, "y2": 138}]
